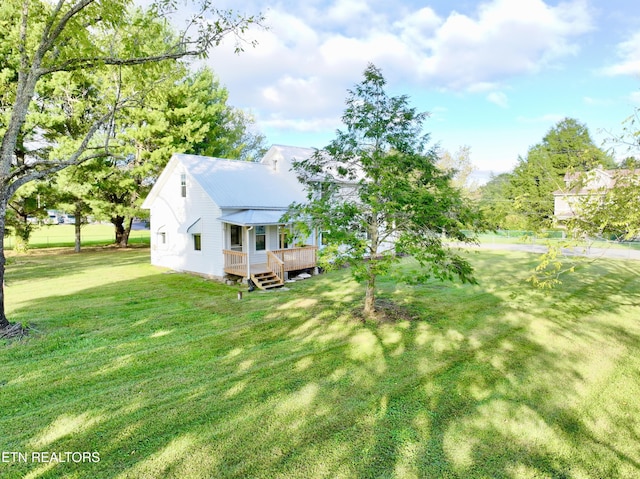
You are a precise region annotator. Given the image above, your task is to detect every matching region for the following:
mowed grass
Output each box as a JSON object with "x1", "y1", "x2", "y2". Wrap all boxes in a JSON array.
[
  {"x1": 5, "y1": 224, "x2": 150, "y2": 250},
  {"x1": 1, "y1": 248, "x2": 640, "y2": 478},
  {"x1": 474, "y1": 232, "x2": 640, "y2": 251}
]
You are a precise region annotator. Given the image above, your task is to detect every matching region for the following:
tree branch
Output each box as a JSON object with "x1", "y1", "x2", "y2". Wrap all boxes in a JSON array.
[
  {"x1": 7, "y1": 105, "x2": 114, "y2": 197},
  {"x1": 39, "y1": 49, "x2": 199, "y2": 76}
]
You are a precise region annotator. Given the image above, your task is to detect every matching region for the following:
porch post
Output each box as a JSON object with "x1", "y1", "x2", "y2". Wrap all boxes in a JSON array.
[
  {"x1": 245, "y1": 226, "x2": 251, "y2": 280},
  {"x1": 280, "y1": 224, "x2": 285, "y2": 250}
]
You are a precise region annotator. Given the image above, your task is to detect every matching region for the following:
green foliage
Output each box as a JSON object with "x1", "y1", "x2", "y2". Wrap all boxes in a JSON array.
[
  {"x1": 476, "y1": 118, "x2": 613, "y2": 231},
  {"x1": 477, "y1": 172, "x2": 528, "y2": 230},
  {"x1": 0, "y1": 0, "x2": 261, "y2": 325},
  {"x1": 0, "y1": 0, "x2": 263, "y2": 252},
  {"x1": 605, "y1": 107, "x2": 640, "y2": 156},
  {"x1": 437, "y1": 145, "x2": 477, "y2": 194},
  {"x1": 292, "y1": 64, "x2": 481, "y2": 314},
  {"x1": 529, "y1": 111, "x2": 640, "y2": 289},
  {"x1": 67, "y1": 65, "x2": 266, "y2": 246},
  {"x1": 568, "y1": 166, "x2": 640, "y2": 241},
  {"x1": 508, "y1": 118, "x2": 613, "y2": 230},
  {"x1": 568, "y1": 108, "x2": 640, "y2": 241},
  {"x1": 526, "y1": 239, "x2": 580, "y2": 289}
]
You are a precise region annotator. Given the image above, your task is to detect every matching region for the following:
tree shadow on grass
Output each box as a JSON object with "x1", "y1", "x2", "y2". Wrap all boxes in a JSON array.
[{"x1": 1, "y1": 252, "x2": 640, "y2": 478}]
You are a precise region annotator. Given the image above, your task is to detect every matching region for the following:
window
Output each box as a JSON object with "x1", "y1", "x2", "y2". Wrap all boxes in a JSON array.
[
  {"x1": 255, "y1": 225, "x2": 266, "y2": 251},
  {"x1": 230, "y1": 225, "x2": 242, "y2": 250},
  {"x1": 193, "y1": 233, "x2": 201, "y2": 251},
  {"x1": 180, "y1": 173, "x2": 187, "y2": 197},
  {"x1": 159, "y1": 232, "x2": 166, "y2": 244}
]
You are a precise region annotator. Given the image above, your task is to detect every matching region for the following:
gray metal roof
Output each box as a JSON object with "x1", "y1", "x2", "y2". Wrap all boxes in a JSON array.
[
  {"x1": 175, "y1": 153, "x2": 307, "y2": 209},
  {"x1": 217, "y1": 209, "x2": 289, "y2": 226}
]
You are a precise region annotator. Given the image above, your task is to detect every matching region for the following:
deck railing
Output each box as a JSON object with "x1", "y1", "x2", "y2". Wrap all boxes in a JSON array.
[
  {"x1": 266, "y1": 251, "x2": 285, "y2": 284},
  {"x1": 271, "y1": 246, "x2": 318, "y2": 272},
  {"x1": 224, "y1": 246, "x2": 317, "y2": 278},
  {"x1": 223, "y1": 249, "x2": 247, "y2": 276}
]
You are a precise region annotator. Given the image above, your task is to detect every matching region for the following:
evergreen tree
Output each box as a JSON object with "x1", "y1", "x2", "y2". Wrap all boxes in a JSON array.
[
  {"x1": 510, "y1": 118, "x2": 613, "y2": 229},
  {"x1": 77, "y1": 66, "x2": 266, "y2": 247}
]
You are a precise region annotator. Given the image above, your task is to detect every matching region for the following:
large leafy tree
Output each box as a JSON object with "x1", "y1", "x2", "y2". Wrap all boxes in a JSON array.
[
  {"x1": 509, "y1": 118, "x2": 614, "y2": 229},
  {"x1": 0, "y1": 0, "x2": 260, "y2": 332},
  {"x1": 78, "y1": 66, "x2": 266, "y2": 247},
  {"x1": 437, "y1": 145, "x2": 477, "y2": 193},
  {"x1": 292, "y1": 64, "x2": 480, "y2": 317}
]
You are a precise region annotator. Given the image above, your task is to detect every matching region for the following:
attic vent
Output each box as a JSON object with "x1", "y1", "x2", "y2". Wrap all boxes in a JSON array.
[
  {"x1": 272, "y1": 159, "x2": 278, "y2": 171},
  {"x1": 180, "y1": 173, "x2": 186, "y2": 197}
]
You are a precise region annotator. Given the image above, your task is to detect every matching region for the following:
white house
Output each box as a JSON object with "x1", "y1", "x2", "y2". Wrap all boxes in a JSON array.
[
  {"x1": 141, "y1": 145, "x2": 320, "y2": 289},
  {"x1": 553, "y1": 168, "x2": 640, "y2": 220}
]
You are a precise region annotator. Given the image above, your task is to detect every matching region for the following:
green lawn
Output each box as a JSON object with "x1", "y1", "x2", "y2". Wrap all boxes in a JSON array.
[
  {"x1": 473, "y1": 232, "x2": 640, "y2": 251},
  {"x1": 1, "y1": 248, "x2": 640, "y2": 478},
  {"x1": 5, "y1": 224, "x2": 150, "y2": 250}
]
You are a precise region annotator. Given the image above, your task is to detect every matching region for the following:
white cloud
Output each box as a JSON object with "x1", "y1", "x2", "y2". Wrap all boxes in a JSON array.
[
  {"x1": 487, "y1": 91, "x2": 509, "y2": 108},
  {"x1": 601, "y1": 32, "x2": 640, "y2": 77},
  {"x1": 259, "y1": 75, "x2": 339, "y2": 117},
  {"x1": 414, "y1": 0, "x2": 593, "y2": 90},
  {"x1": 393, "y1": 7, "x2": 442, "y2": 49},
  {"x1": 201, "y1": 0, "x2": 594, "y2": 141},
  {"x1": 261, "y1": 116, "x2": 340, "y2": 133},
  {"x1": 326, "y1": 0, "x2": 371, "y2": 24}
]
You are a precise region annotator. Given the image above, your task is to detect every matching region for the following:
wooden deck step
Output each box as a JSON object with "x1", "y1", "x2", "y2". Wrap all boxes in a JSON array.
[{"x1": 250, "y1": 271, "x2": 283, "y2": 290}]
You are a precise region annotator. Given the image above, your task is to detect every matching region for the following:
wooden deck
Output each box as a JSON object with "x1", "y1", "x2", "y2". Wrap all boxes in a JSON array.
[
  {"x1": 223, "y1": 246, "x2": 318, "y2": 279},
  {"x1": 226, "y1": 262, "x2": 271, "y2": 276}
]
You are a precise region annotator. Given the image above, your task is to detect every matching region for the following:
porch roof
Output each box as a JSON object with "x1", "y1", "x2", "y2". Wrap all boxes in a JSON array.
[{"x1": 218, "y1": 209, "x2": 289, "y2": 226}]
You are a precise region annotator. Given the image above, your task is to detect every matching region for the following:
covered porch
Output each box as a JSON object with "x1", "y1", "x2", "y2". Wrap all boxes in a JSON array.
[
  {"x1": 219, "y1": 208, "x2": 318, "y2": 289},
  {"x1": 223, "y1": 246, "x2": 318, "y2": 277}
]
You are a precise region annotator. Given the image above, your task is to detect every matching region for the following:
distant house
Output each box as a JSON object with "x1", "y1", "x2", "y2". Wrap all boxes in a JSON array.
[
  {"x1": 553, "y1": 168, "x2": 640, "y2": 220},
  {"x1": 141, "y1": 145, "x2": 320, "y2": 289}
]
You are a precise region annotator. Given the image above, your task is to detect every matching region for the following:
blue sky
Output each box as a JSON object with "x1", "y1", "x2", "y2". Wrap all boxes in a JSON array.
[{"x1": 195, "y1": 0, "x2": 640, "y2": 177}]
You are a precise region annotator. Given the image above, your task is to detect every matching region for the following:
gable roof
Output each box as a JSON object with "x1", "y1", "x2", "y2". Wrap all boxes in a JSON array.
[
  {"x1": 262, "y1": 144, "x2": 366, "y2": 184},
  {"x1": 555, "y1": 168, "x2": 640, "y2": 196},
  {"x1": 142, "y1": 152, "x2": 308, "y2": 210},
  {"x1": 260, "y1": 144, "x2": 316, "y2": 174}
]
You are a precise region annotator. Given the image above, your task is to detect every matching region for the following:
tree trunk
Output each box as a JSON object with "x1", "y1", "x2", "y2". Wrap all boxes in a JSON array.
[
  {"x1": 74, "y1": 223, "x2": 81, "y2": 252},
  {"x1": 113, "y1": 215, "x2": 125, "y2": 246},
  {"x1": 14, "y1": 215, "x2": 29, "y2": 253},
  {"x1": 122, "y1": 217, "x2": 132, "y2": 247},
  {"x1": 74, "y1": 202, "x2": 82, "y2": 253},
  {"x1": 0, "y1": 195, "x2": 10, "y2": 329},
  {"x1": 363, "y1": 216, "x2": 380, "y2": 317},
  {"x1": 363, "y1": 268, "x2": 376, "y2": 317},
  {"x1": 112, "y1": 216, "x2": 132, "y2": 247}
]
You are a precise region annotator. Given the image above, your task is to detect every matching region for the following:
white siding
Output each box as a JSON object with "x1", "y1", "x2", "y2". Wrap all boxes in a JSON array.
[
  {"x1": 149, "y1": 164, "x2": 224, "y2": 278},
  {"x1": 554, "y1": 195, "x2": 574, "y2": 219}
]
